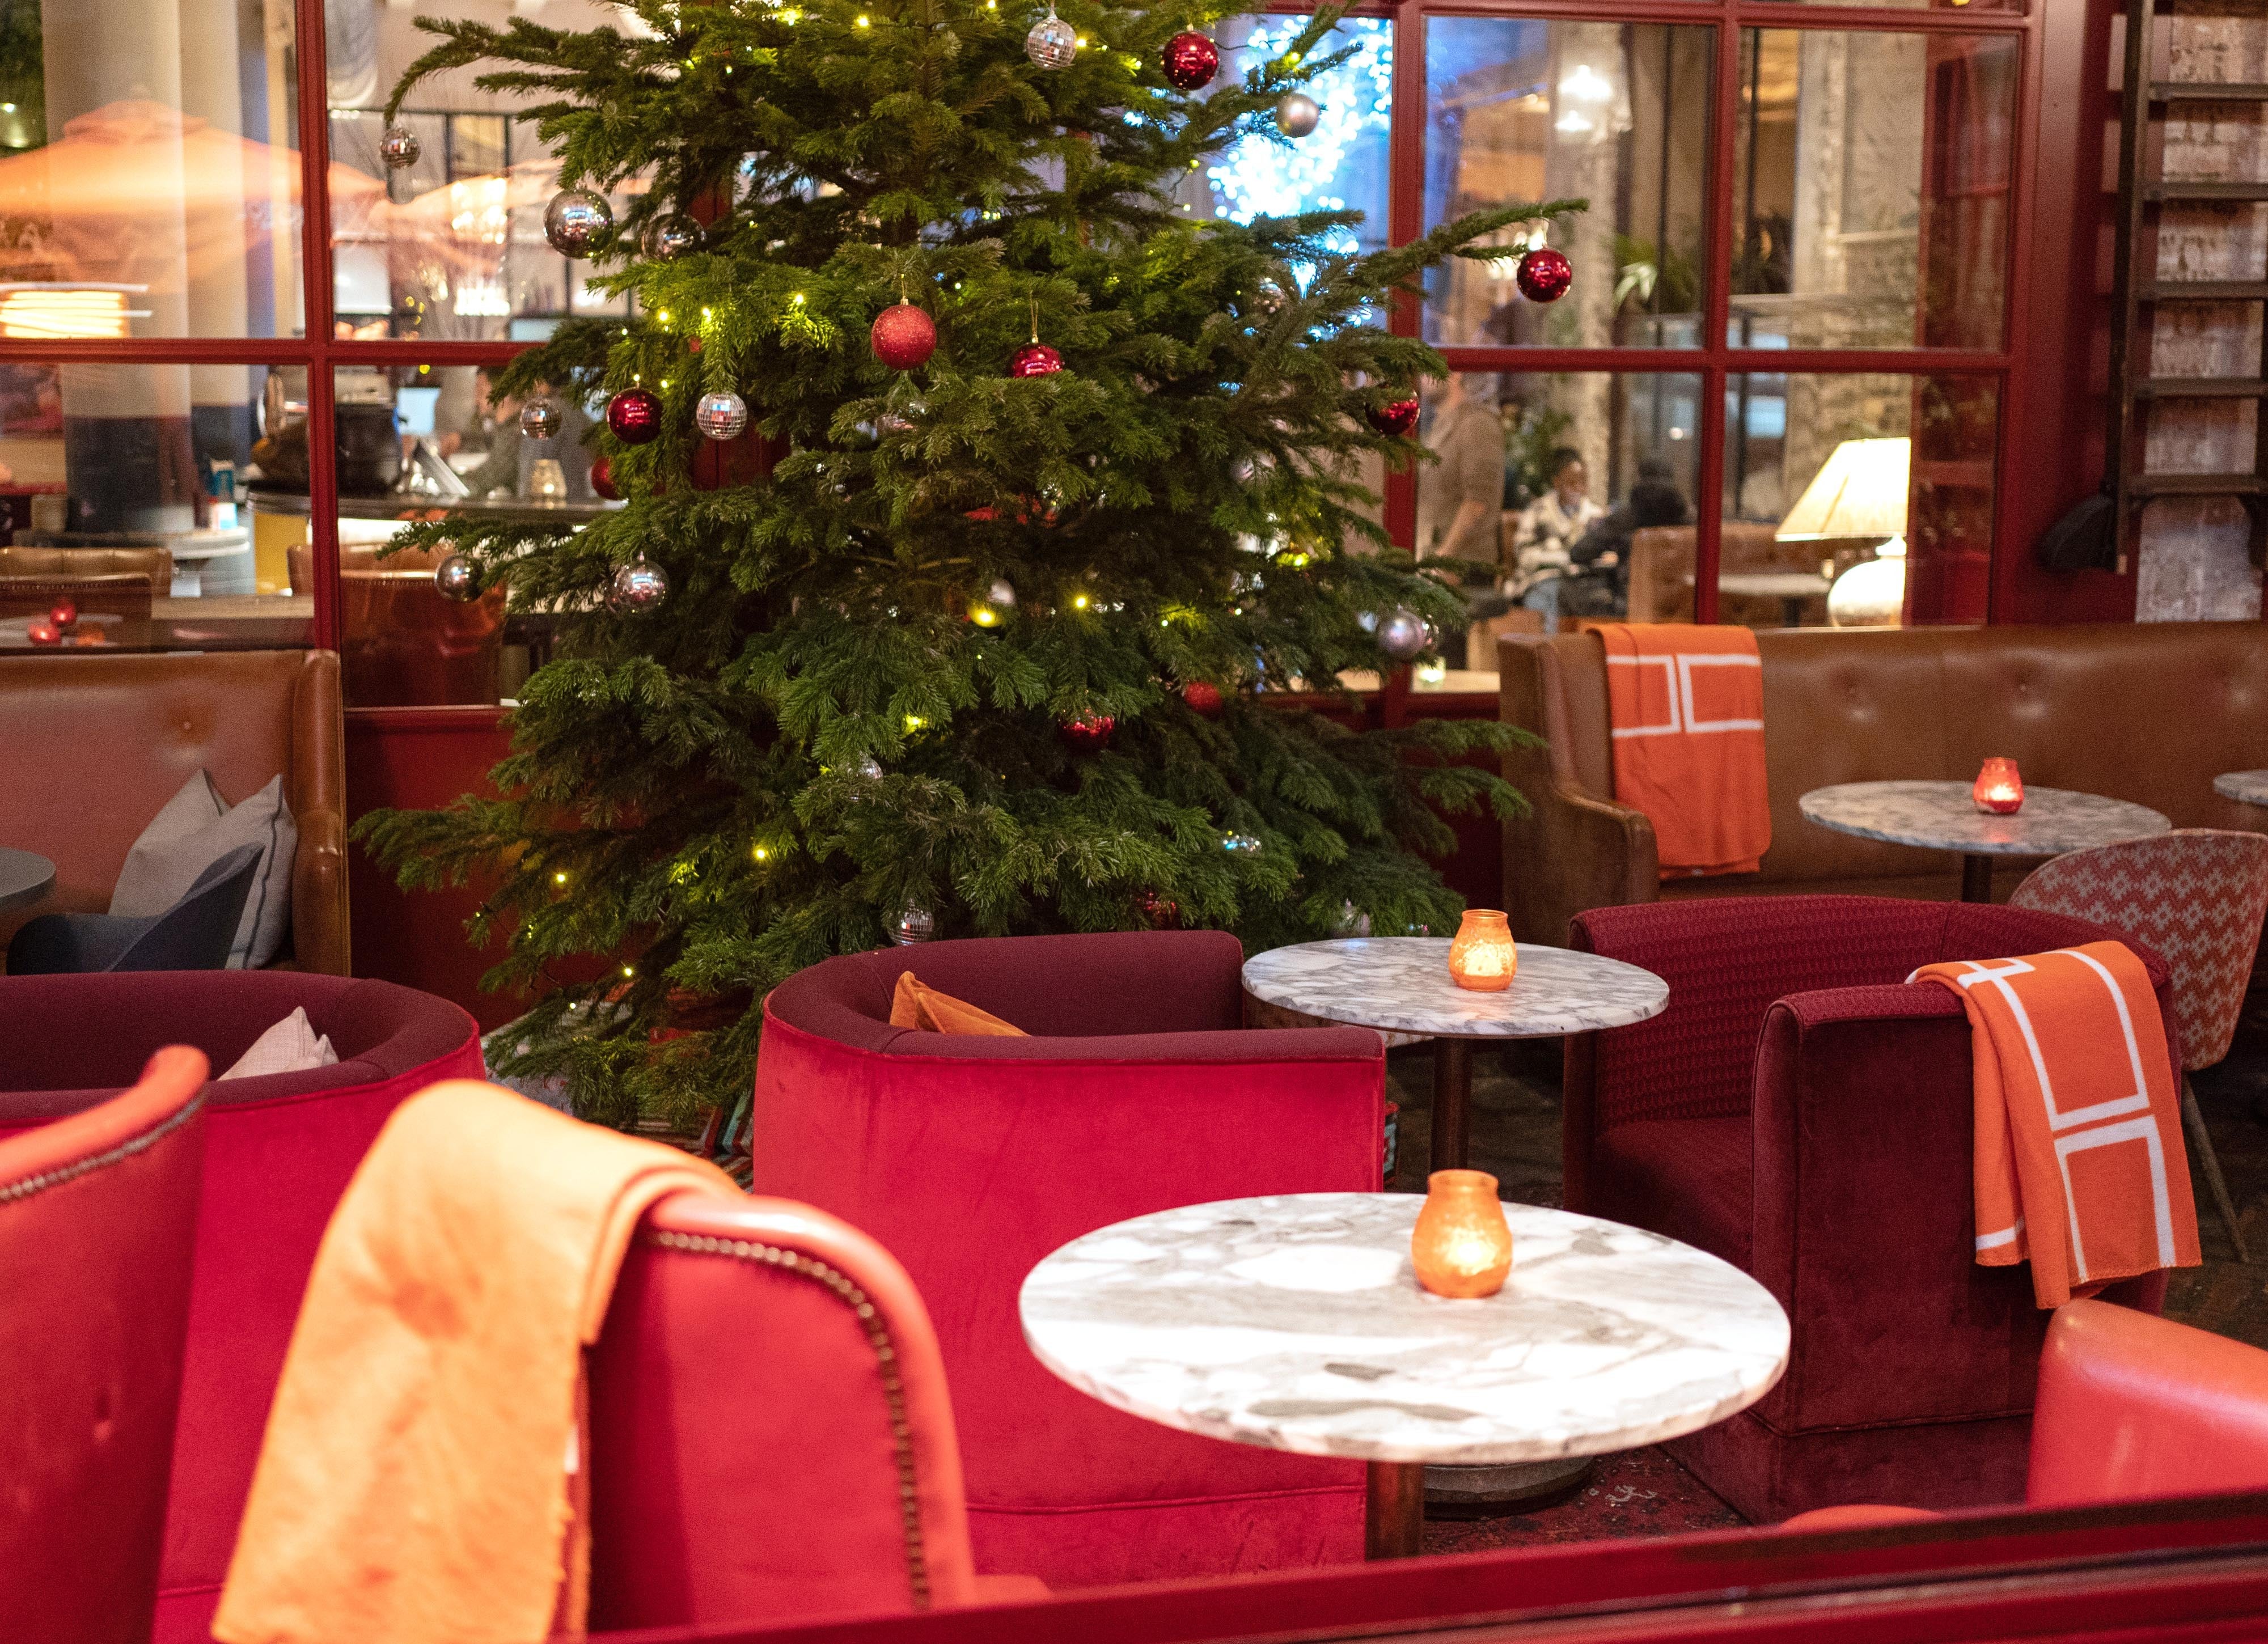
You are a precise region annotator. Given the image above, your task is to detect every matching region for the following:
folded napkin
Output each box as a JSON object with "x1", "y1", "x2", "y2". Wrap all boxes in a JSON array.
[
  {"x1": 1596, "y1": 623, "x2": 1770, "y2": 878},
  {"x1": 1911, "y1": 941, "x2": 2200, "y2": 1307},
  {"x1": 890, "y1": 973, "x2": 1027, "y2": 1036},
  {"x1": 213, "y1": 1081, "x2": 739, "y2": 1644}
]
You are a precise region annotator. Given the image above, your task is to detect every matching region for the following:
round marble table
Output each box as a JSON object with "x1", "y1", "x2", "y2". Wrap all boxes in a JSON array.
[
  {"x1": 2216, "y1": 770, "x2": 2268, "y2": 808},
  {"x1": 1799, "y1": 781, "x2": 2170, "y2": 903},
  {"x1": 1021, "y1": 1193, "x2": 1789, "y2": 1559},
  {"x1": 1241, "y1": 937, "x2": 1668, "y2": 1173},
  {"x1": 0, "y1": 848, "x2": 55, "y2": 914}
]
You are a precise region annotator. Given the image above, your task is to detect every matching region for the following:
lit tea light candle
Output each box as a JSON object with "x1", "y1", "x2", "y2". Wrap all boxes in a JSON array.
[
  {"x1": 1411, "y1": 1170, "x2": 1514, "y2": 1298},
  {"x1": 1446, "y1": 909, "x2": 1517, "y2": 992},
  {"x1": 1973, "y1": 756, "x2": 2024, "y2": 815}
]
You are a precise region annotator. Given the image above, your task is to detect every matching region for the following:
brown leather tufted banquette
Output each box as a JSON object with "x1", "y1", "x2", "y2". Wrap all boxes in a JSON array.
[{"x1": 1499, "y1": 622, "x2": 2268, "y2": 944}]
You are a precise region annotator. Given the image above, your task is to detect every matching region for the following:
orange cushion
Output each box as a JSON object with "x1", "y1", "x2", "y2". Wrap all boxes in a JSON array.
[
  {"x1": 888, "y1": 974, "x2": 1027, "y2": 1036},
  {"x1": 1780, "y1": 1504, "x2": 1944, "y2": 1532}
]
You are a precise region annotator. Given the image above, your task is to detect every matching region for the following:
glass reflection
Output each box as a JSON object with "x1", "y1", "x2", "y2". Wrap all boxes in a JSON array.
[
  {"x1": 0, "y1": 0, "x2": 308, "y2": 340},
  {"x1": 1732, "y1": 31, "x2": 2015, "y2": 350},
  {"x1": 1425, "y1": 20, "x2": 1713, "y2": 348},
  {"x1": 1721, "y1": 371, "x2": 1995, "y2": 628}
]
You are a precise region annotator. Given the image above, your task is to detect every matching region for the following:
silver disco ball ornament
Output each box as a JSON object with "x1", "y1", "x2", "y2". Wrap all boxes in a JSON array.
[
  {"x1": 1222, "y1": 832, "x2": 1262, "y2": 855},
  {"x1": 379, "y1": 124, "x2": 422, "y2": 170},
  {"x1": 543, "y1": 188, "x2": 613, "y2": 257},
  {"x1": 433, "y1": 553, "x2": 478, "y2": 602},
  {"x1": 610, "y1": 553, "x2": 670, "y2": 613},
  {"x1": 891, "y1": 903, "x2": 937, "y2": 945},
  {"x1": 695, "y1": 389, "x2": 749, "y2": 442},
  {"x1": 519, "y1": 398, "x2": 562, "y2": 440},
  {"x1": 640, "y1": 212, "x2": 703, "y2": 261},
  {"x1": 1377, "y1": 607, "x2": 1431, "y2": 662},
  {"x1": 857, "y1": 755, "x2": 885, "y2": 780},
  {"x1": 1274, "y1": 92, "x2": 1321, "y2": 138},
  {"x1": 1025, "y1": 6, "x2": 1078, "y2": 69}
]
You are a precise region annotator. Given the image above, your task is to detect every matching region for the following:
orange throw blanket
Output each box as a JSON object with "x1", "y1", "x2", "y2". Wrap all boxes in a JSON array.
[
  {"x1": 1912, "y1": 942, "x2": 2201, "y2": 1308},
  {"x1": 1598, "y1": 623, "x2": 1770, "y2": 878},
  {"x1": 890, "y1": 972, "x2": 1027, "y2": 1035},
  {"x1": 213, "y1": 1081, "x2": 739, "y2": 1644}
]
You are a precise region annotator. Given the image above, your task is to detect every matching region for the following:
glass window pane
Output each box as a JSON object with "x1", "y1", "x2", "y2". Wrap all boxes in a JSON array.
[
  {"x1": 1425, "y1": 21, "x2": 1714, "y2": 349},
  {"x1": 1720, "y1": 370, "x2": 1995, "y2": 629},
  {"x1": 331, "y1": 0, "x2": 647, "y2": 343},
  {"x1": 1414, "y1": 371, "x2": 1703, "y2": 660},
  {"x1": 0, "y1": 0, "x2": 306, "y2": 339},
  {"x1": 1180, "y1": 15, "x2": 1392, "y2": 259},
  {"x1": 308, "y1": 366, "x2": 621, "y2": 707},
  {"x1": 1733, "y1": 31, "x2": 2015, "y2": 350},
  {"x1": 0, "y1": 360, "x2": 308, "y2": 651}
]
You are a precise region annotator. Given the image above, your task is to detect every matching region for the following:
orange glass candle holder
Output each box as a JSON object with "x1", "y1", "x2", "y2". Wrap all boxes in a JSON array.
[
  {"x1": 1411, "y1": 1170, "x2": 1514, "y2": 1298},
  {"x1": 1973, "y1": 756, "x2": 2024, "y2": 815},
  {"x1": 1446, "y1": 909, "x2": 1517, "y2": 992}
]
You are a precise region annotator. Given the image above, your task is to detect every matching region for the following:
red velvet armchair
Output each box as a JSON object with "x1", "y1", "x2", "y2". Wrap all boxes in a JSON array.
[
  {"x1": 0, "y1": 973, "x2": 484, "y2": 1643},
  {"x1": 0, "y1": 1048, "x2": 208, "y2": 1644},
  {"x1": 751, "y1": 930, "x2": 1385, "y2": 1587},
  {"x1": 1565, "y1": 896, "x2": 2175, "y2": 1524}
]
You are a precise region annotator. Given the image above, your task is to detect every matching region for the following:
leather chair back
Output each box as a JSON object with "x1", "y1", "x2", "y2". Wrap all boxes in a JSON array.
[
  {"x1": 0, "y1": 1046, "x2": 207, "y2": 1644},
  {"x1": 0, "y1": 572, "x2": 153, "y2": 621},
  {"x1": 285, "y1": 543, "x2": 503, "y2": 707},
  {"x1": 1627, "y1": 525, "x2": 1809, "y2": 625},
  {"x1": 0, "y1": 651, "x2": 348, "y2": 973},
  {"x1": 0, "y1": 545, "x2": 174, "y2": 597},
  {"x1": 585, "y1": 1191, "x2": 980, "y2": 1628},
  {"x1": 2029, "y1": 1299, "x2": 2268, "y2": 1506}
]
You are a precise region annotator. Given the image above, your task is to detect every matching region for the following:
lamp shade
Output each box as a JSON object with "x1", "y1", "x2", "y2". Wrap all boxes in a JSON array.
[{"x1": 1775, "y1": 437, "x2": 1911, "y2": 543}]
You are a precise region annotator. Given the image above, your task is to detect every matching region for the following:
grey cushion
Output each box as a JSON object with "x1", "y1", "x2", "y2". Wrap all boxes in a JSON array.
[{"x1": 109, "y1": 771, "x2": 297, "y2": 968}]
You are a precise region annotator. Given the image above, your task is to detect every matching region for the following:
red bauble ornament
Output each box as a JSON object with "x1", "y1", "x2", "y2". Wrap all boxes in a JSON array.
[
  {"x1": 1009, "y1": 342, "x2": 1063, "y2": 378},
  {"x1": 1161, "y1": 30, "x2": 1219, "y2": 90},
  {"x1": 26, "y1": 618, "x2": 60, "y2": 646},
  {"x1": 871, "y1": 300, "x2": 938, "y2": 371},
  {"x1": 1515, "y1": 245, "x2": 1573, "y2": 304},
  {"x1": 590, "y1": 455, "x2": 620, "y2": 501},
  {"x1": 1136, "y1": 890, "x2": 1181, "y2": 930},
  {"x1": 48, "y1": 598, "x2": 77, "y2": 630},
  {"x1": 1366, "y1": 394, "x2": 1420, "y2": 437},
  {"x1": 1182, "y1": 680, "x2": 1224, "y2": 717},
  {"x1": 1059, "y1": 711, "x2": 1115, "y2": 752},
  {"x1": 606, "y1": 387, "x2": 663, "y2": 444}
]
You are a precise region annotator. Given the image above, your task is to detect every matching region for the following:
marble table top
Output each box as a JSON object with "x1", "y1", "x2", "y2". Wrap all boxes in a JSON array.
[
  {"x1": 0, "y1": 848, "x2": 54, "y2": 914},
  {"x1": 1799, "y1": 781, "x2": 2170, "y2": 858},
  {"x1": 1021, "y1": 1193, "x2": 1789, "y2": 1467},
  {"x1": 1241, "y1": 937, "x2": 1667, "y2": 1041},
  {"x1": 2216, "y1": 770, "x2": 2268, "y2": 808}
]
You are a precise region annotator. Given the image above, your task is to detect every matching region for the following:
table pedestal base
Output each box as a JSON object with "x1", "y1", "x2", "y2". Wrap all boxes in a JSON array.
[
  {"x1": 1365, "y1": 1461, "x2": 1427, "y2": 1560},
  {"x1": 1960, "y1": 853, "x2": 1995, "y2": 904},
  {"x1": 1424, "y1": 1457, "x2": 1594, "y2": 1514},
  {"x1": 1430, "y1": 1039, "x2": 1471, "y2": 1171}
]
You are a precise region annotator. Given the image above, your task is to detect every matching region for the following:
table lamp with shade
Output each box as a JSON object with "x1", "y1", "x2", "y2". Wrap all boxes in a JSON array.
[{"x1": 1774, "y1": 436, "x2": 1911, "y2": 628}]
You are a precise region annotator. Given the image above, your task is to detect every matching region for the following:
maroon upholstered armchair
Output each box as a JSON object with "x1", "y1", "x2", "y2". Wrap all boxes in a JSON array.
[
  {"x1": 1565, "y1": 896, "x2": 2175, "y2": 1523},
  {"x1": 753, "y1": 930, "x2": 1384, "y2": 1587}
]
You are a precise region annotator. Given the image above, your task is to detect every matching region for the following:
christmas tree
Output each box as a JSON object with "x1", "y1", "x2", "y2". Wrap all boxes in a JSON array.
[{"x1": 358, "y1": 0, "x2": 1582, "y2": 1130}]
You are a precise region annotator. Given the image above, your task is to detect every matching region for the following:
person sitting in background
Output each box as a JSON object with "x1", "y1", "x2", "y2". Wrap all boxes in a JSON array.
[
  {"x1": 1560, "y1": 457, "x2": 1691, "y2": 618},
  {"x1": 1508, "y1": 448, "x2": 1605, "y2": 632}
]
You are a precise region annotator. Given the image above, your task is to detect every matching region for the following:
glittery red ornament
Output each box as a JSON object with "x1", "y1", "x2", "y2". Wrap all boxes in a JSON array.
[
  {"x1": 1182, "y1": 680, "x2": 1224, "y2": 717},
  {"x1": 48, "y1": 598, "x2": 77, "y2": 630},
  {"x1": 590, "y1": 455, "x2": 620, "y2": 501},
  {"x1": 1136, "y1": 890, "x2": 1181, "y2": 930},
  {"x1": 26, "y1": 617, "x2": 60, "y2": 646},
  {"x1": 1515, "y1": 245, "x2": 1573, "y2": 303},
  {"x1": 606, "y1": 387, "x2": 663, "y2": 444},
  {"x1": 871, "y1": 300, "x2": 938, "y2": 371},
  {"x1": 1010, "y1": 342, "x2": 1063, "y2": 378},
  {"x1": 1366, "y1": 394, "x2": 1420, "y2": 437},
  {"x1": 1161, "y1": 30, "x2": 1219, "y2": 90},
  {"x1": 1059, "y1": 711, "x2": 1115, "y2": 752}
]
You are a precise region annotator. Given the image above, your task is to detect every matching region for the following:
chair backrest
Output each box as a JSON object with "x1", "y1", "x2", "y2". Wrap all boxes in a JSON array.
[
  {"x1": 0, "y1": 545, "x2": 174, "y2": 596},
  {"x1": 2009, "y1": 830, "x2": 2268, "y2": 1070},
  {"x1": 112, "y1": 844, "x2": 265, "y2": 973},
  {"x1": 583, "y1": 1190, "x2": 979, "y2": 1629},
  {"x1": 0, "y1": 1046, "x2": 207, "y2": 1644},
  {"x1": 0, "y1": 571, "x2": 154, "y2": 621},
  {"x1": 2029, "y1": 1299, "x2": 2268, "y2": 1507},
  {"x1": 1626, "y1": 525, "x2": 1794, "y2": 624}
]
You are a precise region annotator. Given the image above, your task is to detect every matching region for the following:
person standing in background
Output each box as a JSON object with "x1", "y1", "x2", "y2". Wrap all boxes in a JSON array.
[
  {"x1": 1508, "y1": 448, "x2": 1605, "y2": 632},
  {"x1": 1415, "y1": 373, "x2": 1505, "y2": 662}
]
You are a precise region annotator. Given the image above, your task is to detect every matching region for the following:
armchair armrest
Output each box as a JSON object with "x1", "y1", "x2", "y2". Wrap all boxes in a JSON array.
[{"x1": 291, "y1": 807, "x2": 350, "y2": 976}]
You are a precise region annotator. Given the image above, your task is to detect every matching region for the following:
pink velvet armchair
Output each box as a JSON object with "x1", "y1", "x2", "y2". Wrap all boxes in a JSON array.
[
  {"x1": 1564, "y1": 896, "x2": 2174, "y2": 1524},
  {"x1": 751, "y1": 930, "x2": 1386, "y2": 1587}
]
